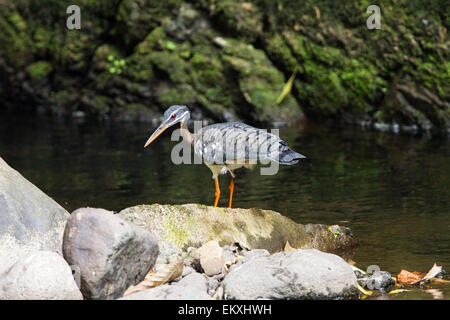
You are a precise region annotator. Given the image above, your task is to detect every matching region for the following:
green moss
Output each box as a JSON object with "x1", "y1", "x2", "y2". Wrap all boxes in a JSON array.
[{"x1": 27, "y1": 61, "x2": 52, "y2": 80}]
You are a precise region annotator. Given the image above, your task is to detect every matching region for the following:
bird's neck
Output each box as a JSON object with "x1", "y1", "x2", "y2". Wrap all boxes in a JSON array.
[{"x1": 180, "y1": 121, "x2": 193, "y2": 144}]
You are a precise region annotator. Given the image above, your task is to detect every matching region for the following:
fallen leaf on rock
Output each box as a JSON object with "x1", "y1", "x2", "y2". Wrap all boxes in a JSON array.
[
  {"x1": 397, "y1": 263, "x2": 442, "y2": 285},
  {"x1": 347, "y1": 259, "x2": 356, "y2": 266},
  {"x1": 284, "y1": 240, "x2": 297, "y2": 252},
  {"x1": 123, "y1": 259, "x2": 183, "y2": 297}
]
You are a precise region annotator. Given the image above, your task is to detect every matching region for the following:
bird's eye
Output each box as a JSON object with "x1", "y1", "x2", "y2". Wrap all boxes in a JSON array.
[{"x1": 170, "y1": 114, "x2": 177, "y2": 119}]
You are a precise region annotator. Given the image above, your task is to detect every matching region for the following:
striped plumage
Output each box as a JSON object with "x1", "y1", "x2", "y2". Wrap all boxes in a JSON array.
[
  {"x1": 144, "y1": 105, "x2": 306, "y2": 208},
  {"x1": 194, "y1": 122, "x2": 304, "y2": 178}
]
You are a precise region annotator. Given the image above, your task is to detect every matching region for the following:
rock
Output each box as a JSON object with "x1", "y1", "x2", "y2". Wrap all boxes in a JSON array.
[
  {"x1": 380, "y1": 76, "x2": 450, "y2": 132},
  {"x1": 63, "y1": 207, "x2": 159, "y2": 300},
  {"x1": 0, "y1": 157, "x2": 69, "y2": 254},
  {"x1": 0, "y1": 249, "x2": 82, "y2": 300},
  {"x1": 222, "y1": 249, "x2": 359, "y2": 300},
  {"x1": 358, "y1": 271, "x2": 395, "y2": 293},
  {"x1": 118, "y1": 204, "x2": 358, "y2": 259},
  {"x1": 121, "y1": 272, "x2": 212, "y2": 300},
  {"x1": 198, "y1": 240, "x2": 224, "y2": 276},
  {"x1": 242, "y1": 249, "x2": 270, "y2": 261}
]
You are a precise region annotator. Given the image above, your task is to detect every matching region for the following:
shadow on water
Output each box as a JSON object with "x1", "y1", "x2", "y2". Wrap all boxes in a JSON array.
[{"x1": 1, "y1": 110, "x2": 449, "y2": 299}]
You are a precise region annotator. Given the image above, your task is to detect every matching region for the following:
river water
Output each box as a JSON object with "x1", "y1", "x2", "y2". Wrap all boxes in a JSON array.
[{"x1": 1, "y1": 111, "x2": 449, "y2": 299}]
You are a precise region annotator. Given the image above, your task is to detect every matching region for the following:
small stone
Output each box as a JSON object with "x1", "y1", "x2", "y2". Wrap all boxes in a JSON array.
[{"x1": 198, "y1": 240, "x2": 224, "y2": 276}]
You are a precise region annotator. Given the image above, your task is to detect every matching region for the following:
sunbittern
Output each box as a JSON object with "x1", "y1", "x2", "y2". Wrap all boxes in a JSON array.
[{"x1": 144, "y1": 105, "x2": 305, "y2": 208}]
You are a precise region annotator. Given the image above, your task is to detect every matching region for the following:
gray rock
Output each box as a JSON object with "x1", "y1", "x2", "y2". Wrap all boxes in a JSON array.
[
  {"x1": 198, "y1": 240, "x2": 224, "y2": 276},
  {"x1": 207, "y1": 277, "x2": 219, "y2": 292},
  {"x1": 181, "y1": 266, "x2": 196, "y2": 278},
  {"x1": 242, "y1": 249, "x2": 270, "y2": 261},
  {"x1": 358, "y1": 271, "x2": 395, "y2": 293},
  {"x1": 63, "y1": 207, "x2": 159, "y2": 300},
  {"x1": 222, "y1": 246, "x2": 237, "y2": 264},
  {"x1": 222, "y1": 249, "x2": 359, "y2": 300},
  {"x1": 0, "y1": 157, "x2": 69, "y2": 254},
  {"x1": 121, "y1": 272, "x2": 212, "y2": 300},
  {"x1": 0, "y1": 249, "x2": 82, "y2": 300}
]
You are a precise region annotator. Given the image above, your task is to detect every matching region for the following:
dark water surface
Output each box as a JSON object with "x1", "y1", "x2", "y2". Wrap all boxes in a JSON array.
[{"x1": 1, "y1": 111, "x2": 449, "y2": 299}]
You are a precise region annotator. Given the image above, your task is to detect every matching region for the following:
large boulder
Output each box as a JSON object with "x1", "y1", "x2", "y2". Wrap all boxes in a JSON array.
[
  {"x1": 118, "y1": 204, "x2": 359, "y2": 259},
  {"x1": 63, "y1": 208, "x2": 159, "y2": 300},
  {"x1": 0, "y1": 249, "x2": 82, "y2": 300},
  {"x1": 120, "y1": 272, "x2": 212, "y2": 300},
  {"x1": 0, "y1": 157, "x2": 69, "y2": 254},
  {"x1": 222, "y1": 249, "x2": 359, "y2": 300}
]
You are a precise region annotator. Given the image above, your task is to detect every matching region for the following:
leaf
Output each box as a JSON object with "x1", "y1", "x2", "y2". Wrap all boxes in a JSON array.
[
  {"x1": 347, "y1": 259, "x2": 356, "y2": 266},
  {"x1": 357, "y1": 284, "x2": 372, "y2": 296},
  {"x1": 397, "y1": 270, "x2": 423, "y2": 285},
  {"x1": 429, "y1": 278, "x2": 450, "y2": 285},
  {"x1": 420, "y1": 263, "x2": 442, "y2": 282},
  {"x1": 284, "y1": 240, "x2": 297, "y2": 252},
  {"x1": 123, "y1": 259, "x2": 183, "y2": 297},
  {"x1": 388, "y1": 289, "x2": 410, "y2": 295},
  {"x1": 276, "y1": 71, "x2": 297, "y2": 104},
  {"x1": 166, "y1": 41, "x2": 176, "y2": 51},
  {"x1": 396, "y1": 263, "x2": 443, "y2": 285}
]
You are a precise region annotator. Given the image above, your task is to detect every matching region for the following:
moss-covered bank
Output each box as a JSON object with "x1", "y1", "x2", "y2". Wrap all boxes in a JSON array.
[{"x1": 0, "y1": 1, "x2": 448, "y2": 132}]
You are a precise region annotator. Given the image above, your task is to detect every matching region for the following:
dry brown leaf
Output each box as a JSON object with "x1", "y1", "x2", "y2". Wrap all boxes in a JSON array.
[
  {"x1": 397, "y1": 270, "x2": 423, "y2": 284},
  {"x1": 123, "y1": 259, "x2": 183, "y2": 297},
  {"x1": 397, "y1": 263, "x2": 443, "y2": 285},
  {"x1": 284, "y1": 240, "x2": 297, "y2": 252}
]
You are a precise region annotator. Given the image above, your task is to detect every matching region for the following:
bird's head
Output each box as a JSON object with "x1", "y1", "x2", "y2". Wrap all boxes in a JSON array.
[{"x1": 144, "y1": 105, "x2": 190, "y2": 148}]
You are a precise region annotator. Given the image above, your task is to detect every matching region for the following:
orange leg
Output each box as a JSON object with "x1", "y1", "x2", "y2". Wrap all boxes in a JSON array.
[
  {"x1": 228, "y1": 177, "x2": 234, "y2": 208},
  {"x1": 213, "y1": 177, "x2": 221, "y2": 207}
]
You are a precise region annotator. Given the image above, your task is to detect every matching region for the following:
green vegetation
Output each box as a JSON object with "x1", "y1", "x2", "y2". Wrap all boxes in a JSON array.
[{"x1": 0, "y1": 0, "x2": 448, "y2": 131}]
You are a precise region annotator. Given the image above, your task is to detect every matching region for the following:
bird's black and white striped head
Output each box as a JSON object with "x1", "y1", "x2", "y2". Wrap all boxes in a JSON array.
[{"x1": 144, "y1": 105, "x2": 190, "y2": 148}]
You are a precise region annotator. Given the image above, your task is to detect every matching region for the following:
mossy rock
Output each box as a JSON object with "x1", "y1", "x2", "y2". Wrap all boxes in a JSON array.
[
  {"x1": 27, "y1": 61, "x2": 53, "y2": 80},
  {"x1": 118, "y1": 203, "x2": 359, "y2": 259}
]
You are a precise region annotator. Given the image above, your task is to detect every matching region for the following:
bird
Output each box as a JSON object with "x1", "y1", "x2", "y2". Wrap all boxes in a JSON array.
[{"x1": 144, "y1": 105, "x2": 305, "y2": 208}]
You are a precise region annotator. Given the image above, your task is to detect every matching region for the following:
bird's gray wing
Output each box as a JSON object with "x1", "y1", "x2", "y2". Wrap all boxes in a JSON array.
[{"x1": 193, "y1": 122, "x2": 284, "y2": 164}]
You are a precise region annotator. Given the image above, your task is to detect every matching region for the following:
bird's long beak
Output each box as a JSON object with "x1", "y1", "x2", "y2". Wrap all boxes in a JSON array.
[{"x1": 144, "y1": 123, "x2": 168, "y2": 148}]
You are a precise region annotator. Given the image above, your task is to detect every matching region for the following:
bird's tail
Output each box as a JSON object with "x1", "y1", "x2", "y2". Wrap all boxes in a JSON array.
[{"x1": 278, "y1": 149, "x2": 306, "y2": 165}]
